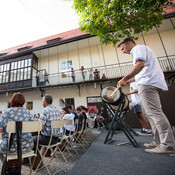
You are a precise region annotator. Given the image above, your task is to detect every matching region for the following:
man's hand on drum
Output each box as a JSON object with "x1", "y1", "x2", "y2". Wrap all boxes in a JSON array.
[{"x1": 117, "y1": 77, "x2": 128, "y2": 87}]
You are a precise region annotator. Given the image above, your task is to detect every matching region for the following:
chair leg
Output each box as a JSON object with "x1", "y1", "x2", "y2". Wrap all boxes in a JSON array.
[{"x1": 68, "y1": 141, "x2": 78, "y2": 154}]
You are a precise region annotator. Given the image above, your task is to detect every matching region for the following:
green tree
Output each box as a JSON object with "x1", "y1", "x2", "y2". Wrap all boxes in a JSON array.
[{"x1": 71, "y1": 0, "x2": 173, "y2": 45}]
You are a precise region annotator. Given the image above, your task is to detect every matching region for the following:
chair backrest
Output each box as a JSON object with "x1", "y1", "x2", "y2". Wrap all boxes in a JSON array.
[
  {"x1": 75, "y1": 119, "x2": 79, "y2": 125},
  {"x1": 6, "y1": 121, "x2": 43, "y2": 134},
  {"x1": 86, "y1": 118, "x2": 90, "y2": 123},
  {"x1": 51, "y1": 120, "x2": 65, "y2": 129},
  {"x1": 65, "y1": 120, "x2": 72, "y2": 125}
]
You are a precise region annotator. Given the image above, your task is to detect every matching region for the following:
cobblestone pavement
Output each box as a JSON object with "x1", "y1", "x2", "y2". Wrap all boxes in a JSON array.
[{"x1": 0, "y1": 129, "x2": 100, "y2": 175}]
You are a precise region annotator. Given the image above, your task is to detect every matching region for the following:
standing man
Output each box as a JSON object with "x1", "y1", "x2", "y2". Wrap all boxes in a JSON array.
[
  {"x1": 117, "y1": 38, "x2": 175, "y2": 154},
  {"x1": 33, "y1": 94, "x2": 62, "y2": 146}
]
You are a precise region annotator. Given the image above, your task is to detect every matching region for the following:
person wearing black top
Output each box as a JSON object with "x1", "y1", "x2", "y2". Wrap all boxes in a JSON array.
[{"x1": 76, "y1": 107, "x2": 86, "y2": 131}]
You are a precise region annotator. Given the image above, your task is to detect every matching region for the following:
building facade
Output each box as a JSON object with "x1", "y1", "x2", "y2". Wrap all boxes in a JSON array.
[{"x1": 0, "y1": 15, "x2": 175, "y2": 116}]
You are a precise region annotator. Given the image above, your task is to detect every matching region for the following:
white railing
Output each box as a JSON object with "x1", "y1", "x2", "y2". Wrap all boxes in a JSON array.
[{"x1": 32, "y1": 56, "x2": 175, "y2": 87}]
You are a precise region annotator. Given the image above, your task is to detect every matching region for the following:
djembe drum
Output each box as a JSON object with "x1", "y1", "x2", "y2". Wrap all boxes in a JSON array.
[{"x1": 101, "y1": 86, "x2": 129, "y2": 111}]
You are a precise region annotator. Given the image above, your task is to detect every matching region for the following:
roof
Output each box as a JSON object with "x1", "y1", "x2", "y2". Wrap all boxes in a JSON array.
[
  {"x1": 0, "y1": 3, "x2": 175, "y2": 57},
  {"x1": 0, "y1": 28, "x2": 86, "y2": 56}
]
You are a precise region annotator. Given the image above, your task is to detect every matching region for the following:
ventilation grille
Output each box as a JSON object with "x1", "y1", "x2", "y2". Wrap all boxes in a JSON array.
[{"x1": 47, "y1": 37, "x2": 62, "y2": 44}]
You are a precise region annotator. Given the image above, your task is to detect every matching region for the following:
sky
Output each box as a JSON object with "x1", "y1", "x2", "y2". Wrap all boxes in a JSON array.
[{"x1": 0, "y1": 0, "x2": 80, "y2": 51}]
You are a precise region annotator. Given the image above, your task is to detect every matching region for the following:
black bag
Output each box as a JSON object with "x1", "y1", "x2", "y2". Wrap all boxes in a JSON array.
[
  {"x1": 5, "y1": 167, "x2": 20, "y2": 175},
  {"x1": 1, "y1": 121, "x2": 22, "y2": 175}
]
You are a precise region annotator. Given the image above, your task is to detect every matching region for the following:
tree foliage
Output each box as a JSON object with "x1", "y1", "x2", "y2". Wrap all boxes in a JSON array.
[{"x1": 71, "y1": 0, "x2": 173, "y2": 45}]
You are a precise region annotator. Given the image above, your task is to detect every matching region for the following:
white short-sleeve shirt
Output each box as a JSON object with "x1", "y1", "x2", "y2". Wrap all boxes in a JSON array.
[
  {"x1": 130, "y1": 45, "x2": 168, "y2": 91},
  {"x1": 130, "y1": 82, "x2": 140, "y2": 106},
  {"x1": 63, "y1": 113, "x2": 75, "y2": 132}
]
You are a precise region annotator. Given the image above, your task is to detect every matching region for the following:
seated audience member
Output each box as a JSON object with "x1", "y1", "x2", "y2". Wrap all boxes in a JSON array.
[
  {"x1": 100, "y1": 106, "x2": 108, "y2": 119},
  {"x1": 93, "y1": 69, "x2": 100, "y2": 80},
  {"x1": 66, "y1": 105, "x2": 79, "y2": 120},
  {"x1": 34, "y1": 114, "x2": 38, "y2": 119},
  {"x1": 84, "y1": 108, "x2": 90, "y2": 119},
  {"x1": 96, "y1": 106, "x2": 108, "y2": 127},
  {"x1": 102, "y1": 73, "x2": 107, "y2": 79},
  {"x1": 84, "y1": 107, "x2": 92, "y2": 127},
  {"x1": 61, "y1": 107, "x2": 75, "y2": 135},
  {"x1": 80, "y1": 106, "x2": 88, "y2": 128},
  {"x1": 0, "y1": 92, "x2": 35, "y2": 160},
  {"x1": 89, "y1": 108, "x2": 96, "y2": 118},
  {"x1": 76, "y1": 107, "x2": 86, "y2": 131},
  {"x1": 33, "y1": 94, "x2": 62, "y2": 147}
]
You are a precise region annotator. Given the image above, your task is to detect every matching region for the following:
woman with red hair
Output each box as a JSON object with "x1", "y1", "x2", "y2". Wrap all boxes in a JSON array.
[{"x1": 0, "y1": 92, "x2": 34, "y2": 155}]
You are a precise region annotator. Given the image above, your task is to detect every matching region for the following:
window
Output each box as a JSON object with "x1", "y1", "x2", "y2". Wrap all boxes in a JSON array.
[
  {"x1": 65, "y1": 98, "x2": 75, "y2": 109},
  {"x1": 20, "y1": 69, "x2": 24, "y2": 80},
  {"x1": 1, "y1": 65, "x2": 4, "y2": 72},
  {"x1": 14, "y1": 62, "x2": 17, "y2": 69},
  {"x1": 0, "y1": 73, "x2": 2, "y2": 83},
  {"x1": 13, "y1": 70, "x2": 17, "y2": 81},
  {"x1": 9, "y1": 58, "x2": 32, "y2": 83},
  {"x1": 27, "y1": 67, "x2": 31, "y2": 79},
  {"x1": 24, "y1": 68, "x2": 28, "y2": 80},
  {"x1": 25, "y1": 59, "x2": 28, "y2": 67},
  {"x1": 0, "y1": 56, "x2": 36, "y2": 87},
  {"x1": 26, "y1": 101, "x2": 33, "y2": 110},
  {"x1": 0, "y1": 63, "x2": 10, "y2": 84},
  {"x1": 21, "y1": 60, "x2": 24, "y2": 68},
  {"x1": 28, "y1": 59, "x2": 31, "y2": 66},
  {"x1": 18, "y1": 61, "x2": 21, "y2": 68}
]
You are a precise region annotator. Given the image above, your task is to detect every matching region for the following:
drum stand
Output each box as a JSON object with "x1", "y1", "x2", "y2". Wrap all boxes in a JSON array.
[{"x1": 103, "y1": 94, "x2": 138, "y2": 147}]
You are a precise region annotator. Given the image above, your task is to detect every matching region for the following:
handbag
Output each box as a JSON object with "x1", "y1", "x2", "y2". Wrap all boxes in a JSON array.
[{"x1": 1, "y1": 121, "x2": 22, "y2": 175}]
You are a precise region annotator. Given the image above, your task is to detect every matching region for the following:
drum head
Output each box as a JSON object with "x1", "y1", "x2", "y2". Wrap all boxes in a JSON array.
[{"x1": 101, "y1": 86, "x2": 121, "y2": 104}]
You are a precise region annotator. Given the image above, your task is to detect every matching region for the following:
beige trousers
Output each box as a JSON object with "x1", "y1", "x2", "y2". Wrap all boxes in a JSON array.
[{"x1": 138, "y1": 84, "x2": 175, "y2": 148}]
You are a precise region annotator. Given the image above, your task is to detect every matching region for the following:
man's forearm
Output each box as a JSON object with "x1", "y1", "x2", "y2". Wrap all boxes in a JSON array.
[
  {"x1": 123, "y1": 61, "x2": 145, "y2": 81},
  {"x1": 127, "y1": 78, "x2": 135, "y2": 83}
]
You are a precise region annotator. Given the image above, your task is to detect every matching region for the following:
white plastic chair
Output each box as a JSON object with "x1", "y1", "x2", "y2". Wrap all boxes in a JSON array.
[{"x1": 4, "y1": 120, "x2": 42, "y2": 175}]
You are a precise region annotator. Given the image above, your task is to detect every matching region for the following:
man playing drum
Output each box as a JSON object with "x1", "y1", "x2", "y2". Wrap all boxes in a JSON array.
[{"x1": 117, "y1": 38, "x2": 175, "y2": 155}]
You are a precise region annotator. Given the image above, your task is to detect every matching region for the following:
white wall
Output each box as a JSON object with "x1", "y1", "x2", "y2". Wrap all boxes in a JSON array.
[{"x1": 0, "y1": 82, "x2": 130, "y2": 115}]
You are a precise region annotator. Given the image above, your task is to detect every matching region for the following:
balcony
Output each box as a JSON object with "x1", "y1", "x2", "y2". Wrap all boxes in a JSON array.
[
  {"x1": 31, "y1": 55, "x2": 175, "y2": 87},
  {"x1": 0, "y1": 56, "x2": 174, "y2": 93}
]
